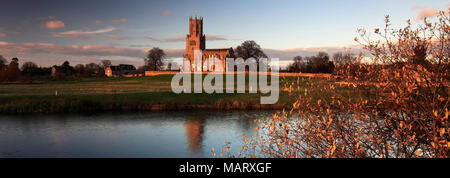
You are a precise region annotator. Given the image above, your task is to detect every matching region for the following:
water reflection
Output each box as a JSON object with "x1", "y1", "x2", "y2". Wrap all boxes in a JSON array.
[
  {"x1": 0, "y1": 111, "x2": 274, "y2": 158},
  {"x1": 184, "y1": 116, "x2": 205, "y2": 156}
]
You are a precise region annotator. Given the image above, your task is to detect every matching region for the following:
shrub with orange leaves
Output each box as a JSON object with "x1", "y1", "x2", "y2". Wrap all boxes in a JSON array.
[{"x1": 234, "y1": 10, "x2": 449, "y2": 158}]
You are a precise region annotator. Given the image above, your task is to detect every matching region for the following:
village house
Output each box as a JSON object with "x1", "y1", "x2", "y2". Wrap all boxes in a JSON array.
[{"x1": 105, "y1": 64, "x2": 136, "y2": 77}]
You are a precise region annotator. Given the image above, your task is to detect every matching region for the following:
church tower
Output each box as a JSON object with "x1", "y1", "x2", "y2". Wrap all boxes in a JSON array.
[
  {"x1": 183, "y1": 16, "x2": 233, "y2": 72},
  {"x1": 185, "y1": 17, "x2": 205, "y2": 67}
]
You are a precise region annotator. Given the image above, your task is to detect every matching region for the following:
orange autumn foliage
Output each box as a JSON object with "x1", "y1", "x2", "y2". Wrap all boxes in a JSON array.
[{"x1": 232, "y1": 10, "x2": 449, "y2": 158}]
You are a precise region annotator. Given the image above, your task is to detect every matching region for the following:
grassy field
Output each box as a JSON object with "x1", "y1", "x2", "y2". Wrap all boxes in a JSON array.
[{"x1": 0, "y1": 74, "x2": 326, "y2": 114}]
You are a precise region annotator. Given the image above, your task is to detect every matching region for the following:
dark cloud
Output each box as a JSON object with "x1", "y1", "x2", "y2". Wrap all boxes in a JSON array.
[{"x1": 144, "y1": 36, "x2": 163, "y2": 42}]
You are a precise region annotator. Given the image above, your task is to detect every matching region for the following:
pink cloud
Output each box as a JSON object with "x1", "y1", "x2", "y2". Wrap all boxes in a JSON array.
[
  {"x1": 412, "y1": 4, "x2": 448, "y2": 21},
  {"x1": 0, "y1": 41, "x2": 191, "y2": 67},
  {"x1": 162, "y1": 10, "x2": 172, "y2": 17},
  {"x1": 45, "y1": 20, "x2": 65, "y2": 29},
  {"x1": 0, "y1": 32, "x2": 5, "y2": 38},
  {"x1": 105, "y1": 35, "x2": 131, "y2": 40},
  {"x1": 111, "y1": 18, "x2": 128, "y2": 24},
  {"x1": 416, "y1": 8, "x2": 438, "y2": 21},
  {"x1": 0, "y1": 41, "x2": 10, "y2": 45},
  {"x1": 160, "y1": 35, "x2": 228, "y2": 42},
  {"x1": 0, "y1": 41, "x2": 147, "y2": 59},
  {"x1": 52, "y1": 27, "x2": 117, "y2": 39},
  {"x1": 144, "y1": 35, "x2": 228, "y2": 43},
  {"x1": 94, "y1": 20, "x2": 104, "y2": 25}
]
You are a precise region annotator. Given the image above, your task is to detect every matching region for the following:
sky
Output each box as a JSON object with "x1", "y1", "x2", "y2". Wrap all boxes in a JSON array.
[{"x1": 0, "y1": 0, "x2": 448, "y2": 68}]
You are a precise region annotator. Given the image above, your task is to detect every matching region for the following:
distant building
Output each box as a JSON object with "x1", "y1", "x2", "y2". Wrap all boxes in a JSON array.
[
  {"x1": 51, "y1": 66, "x2": 64, "y2": 77},
  {"x1": 51, "y1": 66, "x2": 58, "y2": 77},
  {"x1": 184, "y1": 17, "x2": 234, "y2": 72},
  {"x1": 105, "y1": 64, "x2": 136, "y2": 77}
]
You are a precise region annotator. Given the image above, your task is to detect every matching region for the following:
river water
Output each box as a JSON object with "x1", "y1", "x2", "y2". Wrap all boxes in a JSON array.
[{"x1": 0, "y1": 111, "x2": 275, "y2": 158}]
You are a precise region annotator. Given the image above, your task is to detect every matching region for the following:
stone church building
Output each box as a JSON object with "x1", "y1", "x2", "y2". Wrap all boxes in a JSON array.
[{"x1": 184, "y1": 17, "x2": 234, "y2": 72}]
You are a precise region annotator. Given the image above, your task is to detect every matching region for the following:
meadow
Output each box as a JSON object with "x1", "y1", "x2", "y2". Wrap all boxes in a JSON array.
[{"x1": 0, "y1": 74, "x2": 337, "y2": 114}]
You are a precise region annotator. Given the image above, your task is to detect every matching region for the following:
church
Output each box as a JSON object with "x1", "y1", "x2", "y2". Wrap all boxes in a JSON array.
[{"x1": 184, "y1": 17, "x2": 234, "y2": 72}]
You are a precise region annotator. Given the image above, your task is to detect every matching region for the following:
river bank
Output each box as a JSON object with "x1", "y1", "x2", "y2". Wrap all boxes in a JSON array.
[{"x1": 0, "y1": 92, "x2": 288, "y2": 114}]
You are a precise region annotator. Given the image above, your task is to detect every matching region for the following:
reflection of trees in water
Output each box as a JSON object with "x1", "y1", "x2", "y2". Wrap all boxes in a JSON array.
[
  {"x1": 236, "y1": 112, "x2": 269, "y2": 133},
  {"x1": 184, "y1": 116, "x2": 205, "y2": 156}
]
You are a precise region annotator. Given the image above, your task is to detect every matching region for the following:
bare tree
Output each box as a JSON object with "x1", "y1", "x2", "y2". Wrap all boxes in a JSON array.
[
  {"x1": 5, "y1": 58, "x2": 20, "y2": 81},
  {"x1": 100, "y1": 60, "x2": 112, "y2": 69},
  {"x1": 235, "y1": 40, "x2": 268, "y2": 70},
  {"x1": 0, "y1": 55, "x2": 7, "y2": 67},
  {"x1": 333, "y1": 50, "x2": 357, "y2": 65},
  {"x1": 21, "y1": 62, "x2": 38, "y2": 75},
  {"x1": 74, "y1": 64, "x2": 86, "y2": 77},
  {"x1": 145, "y1": 47, "x2": 166, "y2": 71},
  {"x1": 288, "y1": 56, "x2": 303, "y2": 72}
]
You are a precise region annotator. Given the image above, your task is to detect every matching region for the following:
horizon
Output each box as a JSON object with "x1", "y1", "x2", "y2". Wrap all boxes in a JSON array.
[{"x1": 0, "y1": 0, "x2": 448, "y2": 68}]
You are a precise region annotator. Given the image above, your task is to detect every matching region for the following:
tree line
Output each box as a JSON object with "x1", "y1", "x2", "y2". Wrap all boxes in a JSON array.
[
  {"x1": 287, "y1": 50, "x2": 358, "y2": 74},
  {"x1": 1, "y1": 39, "x2": 343, "y2": 83},
  {"x1": 0, "y1": 56, "x2": 115, "y2": 83}
]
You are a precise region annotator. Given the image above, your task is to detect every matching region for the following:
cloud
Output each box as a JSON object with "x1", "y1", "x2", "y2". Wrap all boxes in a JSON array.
[
  {"x1": 162, "y1": 10, "x2": 173, "y2": 17},
  {"x1": 145, "y1": 35, "x2": 228, "y2": 42},
  {"x1": 52, "y1": 27, "x2": 117, "y2": 39},
  {"x1": 0, "y1": 41, "x2": 191, "y2": 67},
  {"x1": 144, "y1": 36, "x2": 163, "y2": 42},
  {"x1": 0, "y1": 29, "x2": 5, "y2": 38},
  {"x1": 129, "y1": 44, "x2": 152, "y2": 48},
  {"x1": 206, "y1": 35, "x2": 227, "y2": 41},
  {"x1": 0, "y1": 41, "x2": 148, "y2": 59},
  {"x1": 143, "y1": 36, "x2": 183, "y2": 42},
  {"x1": 164, "y1": 36, "x2": 185, "y2": 42},
  {"x1": 412, "y1": 4, "x2": 448, "y2": 21},
  {"x1": 0, "y1": 41, "x2": 10, "y2": 45},
  {"x1": 413, "y1": 6, "x2": 438, "y2": 21},
  {"x1": 94, "y1": 20, "x2": 104, "y2": 25},
  {"x1": 111, "y1": 18, "x2": 128, "y2": 24},
  {"x1": 105, "y1": 35, "x2": 131, "y2": 40},
  {"x1": 165, "y1": 49, "x2": 185, "y2": 58},
  {"x1": 45, "y1": 20, "x2": 65, "y2": 29}
]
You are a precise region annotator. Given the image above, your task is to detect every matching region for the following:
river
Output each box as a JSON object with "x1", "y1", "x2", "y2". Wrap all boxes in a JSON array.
[{"x1": 0, "y1": 111, "x2": 275, "y2": 158}]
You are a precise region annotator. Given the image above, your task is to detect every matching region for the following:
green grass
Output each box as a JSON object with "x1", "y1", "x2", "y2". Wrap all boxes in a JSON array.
[{"x1": 0, "y1": 75, "x2": 329, "y2": 114}]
